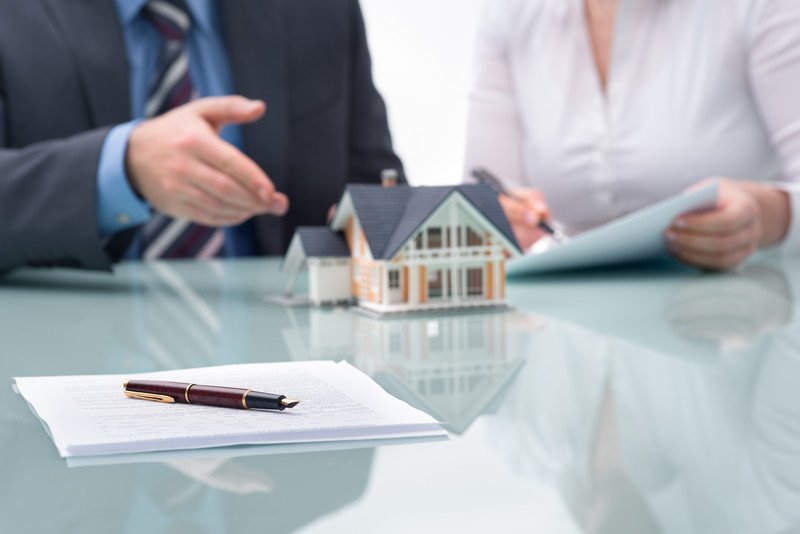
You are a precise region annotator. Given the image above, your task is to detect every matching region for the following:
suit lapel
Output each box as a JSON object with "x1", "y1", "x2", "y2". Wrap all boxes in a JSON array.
[
  {"x1": 220, "y1": 0, "x2": 289, "y2": 254},
  {"x1": 42, "y1": 0, "x2": 131, "y2": 127}
]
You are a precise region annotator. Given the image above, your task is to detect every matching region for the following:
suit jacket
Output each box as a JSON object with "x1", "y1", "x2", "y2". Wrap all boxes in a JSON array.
[{"x1": 0, "y1": 0, "x2": 404, "y2": 272}]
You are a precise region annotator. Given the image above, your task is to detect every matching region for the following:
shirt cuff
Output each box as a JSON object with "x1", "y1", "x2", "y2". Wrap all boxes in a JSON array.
[
  {"x1": 96, "y1": 121, "x2": 150, "y2": 238},
  {"x1": 769, "y1": 181, "x2": 800, "y2": 257}
]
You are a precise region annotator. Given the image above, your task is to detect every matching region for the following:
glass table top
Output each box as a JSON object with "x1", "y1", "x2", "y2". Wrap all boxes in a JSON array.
[{"x1": 1, "y1": 255, "x2": 799, "y2": 533}]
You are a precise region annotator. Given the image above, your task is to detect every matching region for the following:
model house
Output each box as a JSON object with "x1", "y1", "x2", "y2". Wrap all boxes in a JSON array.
[{"x1": 282, "y1": 182, "x2": 521, "y2": 314}]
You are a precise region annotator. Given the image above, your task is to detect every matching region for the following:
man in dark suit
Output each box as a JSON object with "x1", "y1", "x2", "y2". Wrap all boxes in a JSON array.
[{"x1": 0, "y1": 0, "x2": 404, "y2": 272}]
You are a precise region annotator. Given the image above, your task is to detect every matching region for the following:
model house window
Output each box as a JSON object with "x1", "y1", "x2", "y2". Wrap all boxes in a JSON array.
[
  {"x1": 466, "y1": 268, "x2": 483, "y2": 297},
  {"x1": 467, "y1": 228, "x2": 483, "y2": 246},
  {"x1": 388, "y1": 269, "x2": 400, "y2": 289},
  {"x1": 428, "y1": 227, "x2": 443, "y2": 248},
  {"x1": 428, "y1": 270, "x2": 444, "y2": 299},
  {"x1": 415, "y1": 233, "x2": 423, "y2": 249}
]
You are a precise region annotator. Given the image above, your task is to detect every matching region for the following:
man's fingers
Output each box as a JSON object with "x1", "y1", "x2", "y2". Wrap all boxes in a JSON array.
[
  {"x1": 269, "y1": 192, "x2": 290, "y2": 216},
  {"x1": 186, "y1": 161, "x2": 268, "y2": 213},
  {"x1": 193, "y1": 134, "x2": 275, "y2": 203},
  {"x1": 188, "y1": 96, "x2": 266, "y2": 128},
  {"x1": 180, "y1": 187, "x2": 252, "y2": 227},
  {"x1": 182, "y1": 204, "x2": 249, "y2": 228},
  {"x1": 126, "y1": 97, "x2": 294, "y2": 226}
]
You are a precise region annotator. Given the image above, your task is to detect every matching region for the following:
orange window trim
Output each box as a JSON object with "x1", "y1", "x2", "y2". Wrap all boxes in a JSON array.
[
  {"x1": 500, "y1": 262, "x2": 506, "y2": 299},
  {"x1": 402, "y1": 266, "x2": 409, "y2": 302},
  {"x1": 419, "y1": 265, "x2": 427, "y2": 303}
]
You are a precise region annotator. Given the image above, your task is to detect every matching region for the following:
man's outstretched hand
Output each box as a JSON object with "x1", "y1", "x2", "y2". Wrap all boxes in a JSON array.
[{"x1": 126, "y1": 95, "x2": 289, "y2": 227}]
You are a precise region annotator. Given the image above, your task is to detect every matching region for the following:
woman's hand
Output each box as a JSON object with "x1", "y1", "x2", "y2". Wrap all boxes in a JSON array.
[
  {"x1": 498, "y1": 188, "x2": 550, "y2": 250},
  {"x1": 666, "y1": 178, "x2": 789, "y2": 270}
]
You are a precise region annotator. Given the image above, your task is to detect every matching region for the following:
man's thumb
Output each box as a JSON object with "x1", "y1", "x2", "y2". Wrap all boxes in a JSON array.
[{"x1": 190, "y1": 96, "x2": 266, "y2": 127}]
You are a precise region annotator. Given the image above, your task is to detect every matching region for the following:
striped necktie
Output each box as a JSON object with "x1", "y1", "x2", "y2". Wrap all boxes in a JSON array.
[{"x1": 139, "y1": 0, "x2": 225, "y2": 260}]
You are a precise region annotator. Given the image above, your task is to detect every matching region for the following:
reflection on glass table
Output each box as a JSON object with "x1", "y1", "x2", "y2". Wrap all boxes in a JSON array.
[
  {"x1": 508, "y1": 255, "x2": 800, "y2": 362},
  {"x1": 281, "y1": 307, "x2": 543, "y2": 434},
  {"x1": 4, "y1": 257, "x2": 800, "y2": 533},
  {"x1": 664, "y1": 263, "x2": 793, "y2": 352},
  {"x1": 489, "y1": 315, "x2": 800, "y2": 534},
  {"x1": 0, "y1": 414, "x2": 374, "y2": 534}
]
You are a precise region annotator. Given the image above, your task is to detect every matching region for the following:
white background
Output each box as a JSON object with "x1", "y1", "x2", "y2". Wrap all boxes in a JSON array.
[{"x1": 361, "y1": 0, "x2": 484, "y2": 186}]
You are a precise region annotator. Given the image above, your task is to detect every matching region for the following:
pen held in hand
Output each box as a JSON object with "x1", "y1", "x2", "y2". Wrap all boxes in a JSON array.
[
  {"x1": 124, "y1": 380, "x2": 300, "y2": 411},
  {"x1": 471, "y1": 167, "x2": 568, "y2": 244}
]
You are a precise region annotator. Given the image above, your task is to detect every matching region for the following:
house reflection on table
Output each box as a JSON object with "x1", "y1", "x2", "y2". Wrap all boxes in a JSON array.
[{"x1": 282, "y1": 307, "x2": 543, "y2": 434}]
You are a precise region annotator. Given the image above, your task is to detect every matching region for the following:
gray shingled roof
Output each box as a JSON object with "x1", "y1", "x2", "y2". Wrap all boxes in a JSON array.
[
  {"x1": 343, "y1": 184, "x2": 520, "y2": 260},
  {"x1": 296, "y1": 227, "x2": 350, "y2": 257}
]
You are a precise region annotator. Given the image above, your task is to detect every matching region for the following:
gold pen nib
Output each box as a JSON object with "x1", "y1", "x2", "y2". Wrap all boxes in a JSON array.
[{"x1": 281, "y1": 398, "x2": 300, "y2": 409}]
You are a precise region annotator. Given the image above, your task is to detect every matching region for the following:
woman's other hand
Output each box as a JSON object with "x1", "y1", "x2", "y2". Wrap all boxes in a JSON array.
[{"x1": 666, "y1": 178, "x2": 790, "y2": 270}]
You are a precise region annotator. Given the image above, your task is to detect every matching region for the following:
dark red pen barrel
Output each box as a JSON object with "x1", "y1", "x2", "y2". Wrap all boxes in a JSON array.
[
  {"x1": 126, "y1": 380, "x2": 193, "y2": 404},
  {"x1": 188, "y1": 385, "x2": 247, "y2": 409}
]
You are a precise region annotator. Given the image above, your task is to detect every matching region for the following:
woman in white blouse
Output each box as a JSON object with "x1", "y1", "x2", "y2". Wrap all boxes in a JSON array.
[{"x1": 465, "y1": 0, "x2": 800, "y2": 270}]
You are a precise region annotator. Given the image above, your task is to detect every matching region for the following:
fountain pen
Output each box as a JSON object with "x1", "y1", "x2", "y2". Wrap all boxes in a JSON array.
[{"x1": 123, "y1": 380, "x2": 300, "y2": 411}]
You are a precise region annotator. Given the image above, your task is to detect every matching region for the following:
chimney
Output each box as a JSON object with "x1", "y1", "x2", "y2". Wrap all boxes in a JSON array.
[{"x1": 380, "y1": 169, "x2": 399, "y2": 188}]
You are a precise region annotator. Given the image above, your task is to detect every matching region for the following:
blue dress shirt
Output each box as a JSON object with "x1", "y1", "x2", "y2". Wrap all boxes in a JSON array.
[{"x1": 97, "y1": 0, "x2": 257, "y2": 257}]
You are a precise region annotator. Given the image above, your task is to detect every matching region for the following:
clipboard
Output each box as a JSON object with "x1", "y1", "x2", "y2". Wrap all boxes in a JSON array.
[{"x1": 506, "y1": 181, "x2": 720, "y2": 275}]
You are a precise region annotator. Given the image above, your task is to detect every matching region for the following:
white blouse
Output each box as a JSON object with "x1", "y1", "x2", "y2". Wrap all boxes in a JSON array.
[{"x1": 465, "y1": 0, "x2": 800, "y2": 253}]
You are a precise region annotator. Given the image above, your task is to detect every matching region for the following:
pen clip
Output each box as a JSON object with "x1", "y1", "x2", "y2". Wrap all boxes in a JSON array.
[{"x1": 124, "y1": 390, "x2": 176, "y2": 403}]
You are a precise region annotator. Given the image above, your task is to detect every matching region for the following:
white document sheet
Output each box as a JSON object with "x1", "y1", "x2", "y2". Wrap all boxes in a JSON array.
[
  {"x1": 13, "y1": 361, "x2": 446, "y2": 458},
  {"x1": 506, "y1": 182, "x2": 720, "y2": 275}
]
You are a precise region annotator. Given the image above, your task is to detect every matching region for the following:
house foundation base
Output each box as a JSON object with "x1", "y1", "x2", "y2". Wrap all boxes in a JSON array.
[{"x1": 353, "y1": 301, "x2": 512, "y2": 319}]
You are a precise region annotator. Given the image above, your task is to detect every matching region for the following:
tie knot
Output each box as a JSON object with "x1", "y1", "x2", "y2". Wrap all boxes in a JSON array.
[{"x1": 143, "y1": 0, "x2": 192, "y2": 42}]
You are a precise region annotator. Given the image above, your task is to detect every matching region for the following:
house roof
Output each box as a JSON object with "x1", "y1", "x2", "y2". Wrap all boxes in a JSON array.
[
  {"x1": 294, "y1": 227, "x2": 350, "y2": 258},
  {"x1": 337, "y1": 184, "x2": 520, "y2": 260}
]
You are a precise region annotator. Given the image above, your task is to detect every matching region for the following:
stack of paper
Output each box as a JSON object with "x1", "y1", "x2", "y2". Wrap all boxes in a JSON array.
[{"x1": 13, "y1": 361, "x2": 446, "y2": 458}]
